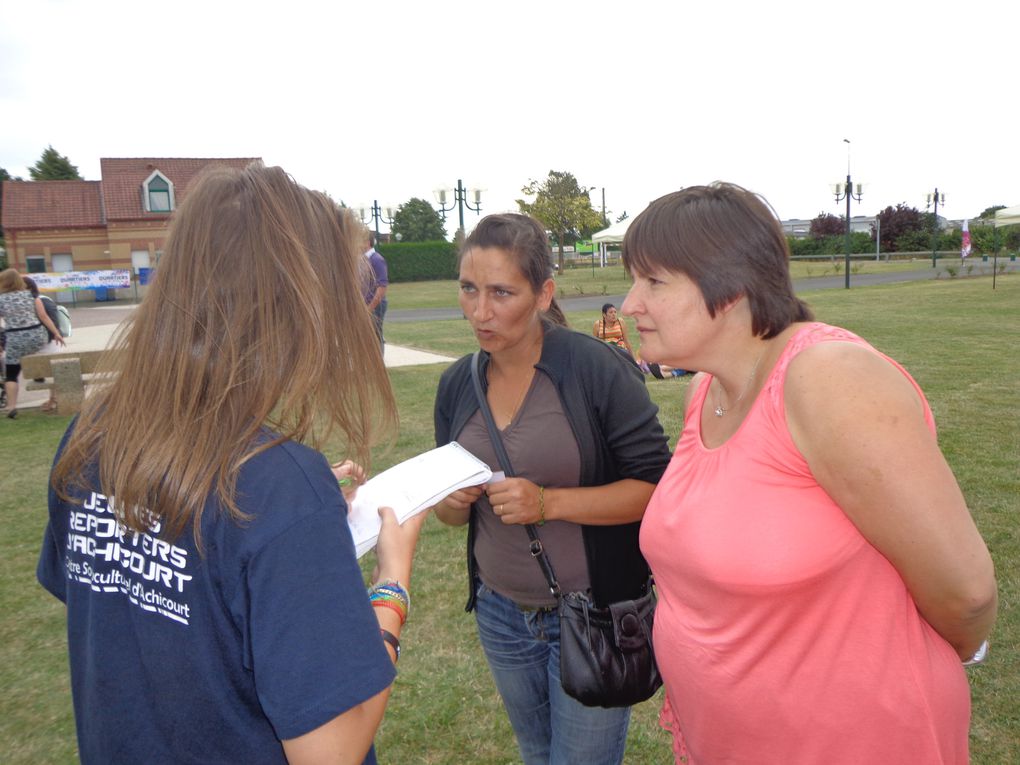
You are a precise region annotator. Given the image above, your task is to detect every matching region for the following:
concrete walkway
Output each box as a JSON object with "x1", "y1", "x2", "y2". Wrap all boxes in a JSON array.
[{"x1": 13, "y1": 304, "x2": 454, "y2": 411}]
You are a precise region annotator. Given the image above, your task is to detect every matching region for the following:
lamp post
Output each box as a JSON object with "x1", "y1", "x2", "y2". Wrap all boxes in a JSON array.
[
  {"x1": 926, "y1": 189, "x2": 945, "y2": 268},
  {"x1": 358, "y1": 201, "x2": 395, "y2": 243},
  {"x1": 434, "y1": 179, "x2": 482, "y2": 237},
  {"x1": 833, "y1": 139, "x2": 863, "y2": 289}
]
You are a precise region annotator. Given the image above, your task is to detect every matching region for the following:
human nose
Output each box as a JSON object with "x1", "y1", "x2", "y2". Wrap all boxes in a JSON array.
[
  {"x1": 621, "y1": 285, "x2": 641, "y2": 317},
  {"x1": 471, "y1": 292, "x2": 494, "y2": 321}
]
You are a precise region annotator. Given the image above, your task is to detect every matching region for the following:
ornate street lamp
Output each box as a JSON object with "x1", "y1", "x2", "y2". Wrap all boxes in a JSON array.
[
  {"x1": 434, "y1": 180, "x2": 482, "y2": 236},
  {"x1": 833, "y1": 138, "x2": 863, "y2": 289},
  {"x1": 926, "y1": 189, "x2": 945, "y2": 268},
  {"x1": 358, "y1": 201, "x2": 395, "y2": 243}
]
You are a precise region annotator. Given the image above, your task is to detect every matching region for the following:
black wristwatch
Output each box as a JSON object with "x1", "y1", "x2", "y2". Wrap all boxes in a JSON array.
[{"x1": 380, "y1": 629, "x2": 401, "y2": 663}]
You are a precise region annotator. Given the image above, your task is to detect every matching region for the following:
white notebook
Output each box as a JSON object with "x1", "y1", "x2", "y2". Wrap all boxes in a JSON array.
[{"x1": 347, "y1": 442, "x2": 493, "y2": 558}]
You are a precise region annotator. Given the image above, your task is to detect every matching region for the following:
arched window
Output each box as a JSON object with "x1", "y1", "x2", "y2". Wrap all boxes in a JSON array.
[{"x1": 143, "y1": 171, "x2": 175, "y2": 213}]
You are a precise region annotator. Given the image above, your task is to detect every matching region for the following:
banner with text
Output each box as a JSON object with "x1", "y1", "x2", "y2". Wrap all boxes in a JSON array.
[{"x1": 31, "y1": 270, "x2": 132, "y2": 292}]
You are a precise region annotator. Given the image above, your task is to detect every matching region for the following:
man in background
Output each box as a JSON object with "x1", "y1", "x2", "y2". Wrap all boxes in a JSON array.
[{"x1": 362, "y1": 231, "x2": 388, "y2": 356}]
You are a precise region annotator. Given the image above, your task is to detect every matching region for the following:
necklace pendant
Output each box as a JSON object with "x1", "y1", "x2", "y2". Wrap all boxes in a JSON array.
[{"x1": 714, "y1": 405, "x2": 725, "y2": 417}]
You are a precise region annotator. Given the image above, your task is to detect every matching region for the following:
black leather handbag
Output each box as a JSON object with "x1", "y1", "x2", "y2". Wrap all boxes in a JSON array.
[{"x1": 470, "y1": 352, "x2": 662, "y2": 708}]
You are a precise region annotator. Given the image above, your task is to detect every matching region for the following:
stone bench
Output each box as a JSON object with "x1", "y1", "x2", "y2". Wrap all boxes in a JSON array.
[{"x1": 20, "y1": 349, "x2": 111, "y2": 415}]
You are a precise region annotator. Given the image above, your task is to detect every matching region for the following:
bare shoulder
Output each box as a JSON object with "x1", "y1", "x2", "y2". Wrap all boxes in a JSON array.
[{"x1": 785, "y1": 340, "x2": 927, "y2": 437}]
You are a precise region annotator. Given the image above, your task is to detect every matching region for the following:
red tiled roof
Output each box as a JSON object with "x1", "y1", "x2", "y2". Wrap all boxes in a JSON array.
[
  {"x1": 100, "y1": 157, "x2": 260, "y2": 221},
  {"x1": 1, "y1": 180, "x2": 104, "y2": 230}
]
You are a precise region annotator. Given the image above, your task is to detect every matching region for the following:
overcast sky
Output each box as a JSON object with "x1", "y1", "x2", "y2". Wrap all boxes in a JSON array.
[{"x1": 2, "y1": 0, "x2": 1017, "y2": 235}]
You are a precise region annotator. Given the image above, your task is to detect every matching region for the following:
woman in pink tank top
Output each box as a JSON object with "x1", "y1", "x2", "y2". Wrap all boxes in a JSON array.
[{"x1": 618, "y1": 183, "x2": 997, "y2": 764}]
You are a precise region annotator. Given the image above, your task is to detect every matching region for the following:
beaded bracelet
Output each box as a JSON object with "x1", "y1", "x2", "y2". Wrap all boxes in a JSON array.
[
  {"x1": 370, "y1": 579, "x2": 410, "y2": 610},
  {"x1": 537, "y1": 485, "x2": 546, "y2": 526},
  {"x1": 368, "y1": 579, "x2": 410, "y2": 625}
]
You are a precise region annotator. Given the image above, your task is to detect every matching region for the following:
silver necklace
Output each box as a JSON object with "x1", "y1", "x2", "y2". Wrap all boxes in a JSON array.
[{"x1": 714, "y1": 345, "x2": 767, "y2": 417}]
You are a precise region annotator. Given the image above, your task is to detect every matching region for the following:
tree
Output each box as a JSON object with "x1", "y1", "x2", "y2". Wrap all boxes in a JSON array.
[
  {"x1": 29, "y1": 145, "x2": 82, "y2": 180},
  {"x1": 391, "y1": 198, "x2": 446, "y2": 242},
  {"x1": 517, "y1": 170, "x2": 604, "y2": 272},
  {"x1": 977, "y1": 205, "x2": 1005, "y2": 220},
  {"x1": 875, "y1": 203, "x2": 925, "y2": 252},
  {"x1": 809, "y1": 212, "x2": 845, "y2": 239}
]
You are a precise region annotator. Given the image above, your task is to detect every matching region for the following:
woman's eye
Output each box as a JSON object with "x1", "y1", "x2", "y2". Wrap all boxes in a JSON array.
[
  {"x1": 495, "y1": 288, "x2": 511, "y2": 297},
  {"x1": 460, "y1": 284, "x2": 476, "y2": 294}
]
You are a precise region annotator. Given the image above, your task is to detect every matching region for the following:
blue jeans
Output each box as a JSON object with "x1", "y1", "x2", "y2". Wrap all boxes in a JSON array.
[{"x1": 474, "y1": 583, "x2": 630, "y2": 765}]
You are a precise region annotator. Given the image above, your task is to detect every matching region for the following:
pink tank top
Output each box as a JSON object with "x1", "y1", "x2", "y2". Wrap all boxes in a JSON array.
[{"x1": 640, "y1": 323, "x2": 970, "y2": 764}]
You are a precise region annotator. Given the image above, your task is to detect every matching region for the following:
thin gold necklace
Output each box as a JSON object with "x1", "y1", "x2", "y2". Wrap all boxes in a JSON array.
[{"x1": 714, "y1": 345, "x2": 767, "y2": 418}]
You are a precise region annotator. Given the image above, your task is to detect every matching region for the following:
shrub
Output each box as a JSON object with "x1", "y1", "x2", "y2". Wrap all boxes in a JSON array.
[{"x1": 377, "y1": 240, "x2": 458, "y2": 282}]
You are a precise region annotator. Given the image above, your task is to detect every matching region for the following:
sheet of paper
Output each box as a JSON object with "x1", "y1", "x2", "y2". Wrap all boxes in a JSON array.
[{"x1": 347, "y1": 442, "x2": 492, "y2": 558}]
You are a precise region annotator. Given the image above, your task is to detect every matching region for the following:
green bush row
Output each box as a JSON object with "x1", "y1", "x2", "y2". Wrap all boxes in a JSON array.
[{"x1": 377, "y1": 240, "x2": 458, "y2": 283}]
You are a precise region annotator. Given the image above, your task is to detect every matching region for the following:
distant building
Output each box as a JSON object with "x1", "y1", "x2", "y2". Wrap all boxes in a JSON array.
[
  {"x1": 1, "y1": 157, "x2": 259, "y2": 276},
  {"x1": 781, "y1": 215, "x2": 877, "y2": 239}
]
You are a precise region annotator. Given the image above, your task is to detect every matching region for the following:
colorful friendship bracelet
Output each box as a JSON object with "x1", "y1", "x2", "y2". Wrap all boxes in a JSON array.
[
  {"x1": 371, "y1": 598, "x2": 407, "y2": 626},
  {"x1": 537, "y1": 485, "x2": 546, "y2": 526}
]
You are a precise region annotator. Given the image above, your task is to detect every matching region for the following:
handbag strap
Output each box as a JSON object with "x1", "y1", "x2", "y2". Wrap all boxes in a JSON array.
[{"x1": 470, "y1": 352, "x2": 561, "y2": 597}]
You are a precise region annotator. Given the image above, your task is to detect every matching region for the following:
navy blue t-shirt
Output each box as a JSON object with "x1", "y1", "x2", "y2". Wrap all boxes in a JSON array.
[{"x1": 37, "y1": 430, "x2": 395, "y2": 764}]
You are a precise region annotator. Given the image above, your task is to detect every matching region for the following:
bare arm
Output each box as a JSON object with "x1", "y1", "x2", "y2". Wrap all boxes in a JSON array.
[
  {"x1": 619, "y1": 321, "x2": 634, "y2": 356},
  {"x1": 486, "y1": 477, "x2": 656, "y2": 526},
  {"x1": 35, "y1": 297, "x2": 66, "y2": 346},
  {"x1": 367, "y1": 285, "x2": 386, "y2": 312},
  {"x1": 786, "y1": 343, "x2": 997, "y2": 659},
  {"x1": 282, "y1": 505, "x2": 426, "y2": 764}
]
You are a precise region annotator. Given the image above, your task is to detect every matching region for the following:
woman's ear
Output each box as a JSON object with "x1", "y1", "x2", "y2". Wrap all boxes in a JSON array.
[{"x1": 537, "y1": 278, "x2": 555, "y2": 311}]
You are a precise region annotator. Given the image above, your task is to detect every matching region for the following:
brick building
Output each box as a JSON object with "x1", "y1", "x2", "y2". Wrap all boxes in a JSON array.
[{"x1": 1, "y1": 157, "x2": 259, "y2": 278}]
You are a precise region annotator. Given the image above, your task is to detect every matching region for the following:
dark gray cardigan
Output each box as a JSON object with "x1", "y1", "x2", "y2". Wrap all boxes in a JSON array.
[{"x1": 434, "y1": 324, "x2": 672, "y2": 609}]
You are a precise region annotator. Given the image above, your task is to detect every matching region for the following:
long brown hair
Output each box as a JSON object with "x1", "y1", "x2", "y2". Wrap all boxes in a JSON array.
[
  {"x1": 623, "y1": 182, "x2": 812, "y2": 339},
  {"x1": 461, "y1": 213, "x2": 568, "y2": 327},
  {"x1": 51, "y1": 163, "x2": 397, "y2": 545}
]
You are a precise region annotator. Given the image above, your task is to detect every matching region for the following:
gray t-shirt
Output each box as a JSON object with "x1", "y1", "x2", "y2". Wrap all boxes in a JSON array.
[{"x1": 458, "y1": 371, "x2": 588, "y2": 607}]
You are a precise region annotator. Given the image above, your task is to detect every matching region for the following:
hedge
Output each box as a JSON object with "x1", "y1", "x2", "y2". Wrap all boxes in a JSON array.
[{"x1": 376, "y1": 240, "x2": 458, "y2": 282}]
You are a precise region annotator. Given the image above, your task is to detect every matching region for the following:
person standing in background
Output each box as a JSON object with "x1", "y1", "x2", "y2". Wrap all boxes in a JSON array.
[{"x1": 363, "y1": 231, "x2": 388, "y2": 356}]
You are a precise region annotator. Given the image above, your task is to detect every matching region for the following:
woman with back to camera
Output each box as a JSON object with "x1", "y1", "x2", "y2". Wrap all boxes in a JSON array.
[
  {"x1": 37, "y1": 163, "x2": 426, "y2": 765},
  {"x1": 432, "y1": 213, "x2": 671, "y2": 765},
  {"x1": 0, "y1": 268, "x2": 65, "y2": 417},
  {"x1": 620, "y1": 183, "x2": 997, "y2": 764}
]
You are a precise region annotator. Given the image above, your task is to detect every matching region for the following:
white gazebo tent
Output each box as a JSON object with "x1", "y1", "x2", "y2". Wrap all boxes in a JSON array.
[
  {"x1": 994, "y1": 205, "x2": 1020, "y2": 228},
  {"x1": 990, "y1": 205, "x2": 1020, "y2": 288},
  {"x1": 591, "y1": 217, "x2": 633, "y2": 266}
]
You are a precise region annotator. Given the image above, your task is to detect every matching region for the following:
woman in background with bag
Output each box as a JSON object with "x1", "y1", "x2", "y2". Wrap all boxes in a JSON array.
[
  {"x1": 433, "y1": 213, "x2": 671, "y2": 765},
  {"x1": 0, "y1": 268, "x2": 64, "y2": 418},
  {"x1": 621, "y1": 183, "x2": 997, "y2": 764}
]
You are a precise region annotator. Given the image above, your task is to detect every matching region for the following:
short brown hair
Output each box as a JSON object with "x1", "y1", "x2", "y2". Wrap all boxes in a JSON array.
[{"x1": 623, "y1": 182, "x2": 812, "y2": 338}]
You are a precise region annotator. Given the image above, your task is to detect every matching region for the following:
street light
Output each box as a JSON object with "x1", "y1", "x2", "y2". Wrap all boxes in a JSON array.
[
  {"x1": 833, "y1": 138, "x2": 863, "y2": 289},
  {"x1": 434, "y1": 179, "x2": 482, "y2": 237},
  {"x1": 358, "y1": 201, "x2": 395, "y2": 243},
  {"x1": 926, "y1": 189, "x2": 945, "y2": 268}
]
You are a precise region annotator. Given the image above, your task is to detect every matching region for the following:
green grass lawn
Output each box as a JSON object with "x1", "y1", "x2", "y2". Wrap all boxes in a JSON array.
[{"x1": 2, "y1": 275, "x2": 1016, "y2": 763}]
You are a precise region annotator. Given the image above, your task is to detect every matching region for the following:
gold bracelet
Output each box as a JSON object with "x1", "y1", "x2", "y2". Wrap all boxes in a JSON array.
[{"x1": 538, "y1": 485, "x2": 545, "y2": 526}]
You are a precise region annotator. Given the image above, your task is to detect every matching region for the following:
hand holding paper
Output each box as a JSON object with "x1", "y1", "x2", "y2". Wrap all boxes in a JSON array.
[{"x1": 346, "y1": 442, "x2": 492, "y2": 558}]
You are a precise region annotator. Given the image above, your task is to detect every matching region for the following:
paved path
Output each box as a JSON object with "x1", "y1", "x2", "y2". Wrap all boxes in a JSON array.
[{"x1": 14, "y1": 306, "x2": 454, "y2": 411}]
